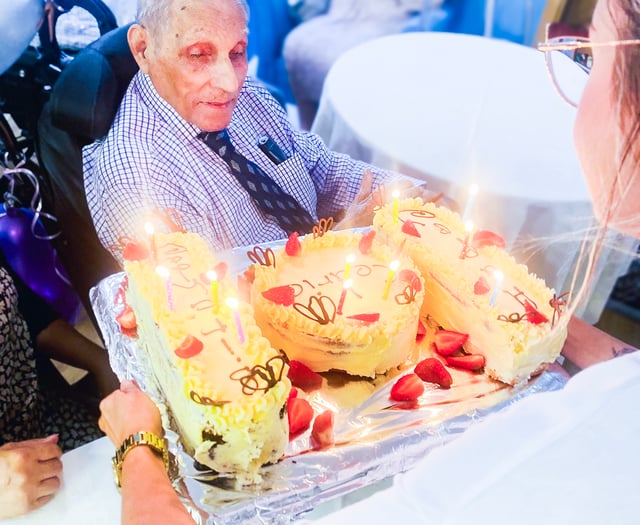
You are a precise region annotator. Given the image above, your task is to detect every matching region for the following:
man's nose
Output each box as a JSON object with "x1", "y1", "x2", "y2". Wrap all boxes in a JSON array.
[{"x1": 208, "y1": 57, "x2": 241, "y2": 92}]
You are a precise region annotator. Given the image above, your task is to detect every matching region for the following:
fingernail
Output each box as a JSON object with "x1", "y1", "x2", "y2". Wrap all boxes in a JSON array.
[{"x1": 44, "y1": 434, "x2": 59, "y2": 443}]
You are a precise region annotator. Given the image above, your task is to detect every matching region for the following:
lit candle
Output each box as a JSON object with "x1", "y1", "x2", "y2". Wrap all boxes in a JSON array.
[
  {"x1": 226, "y1": 297, "x2": 245, "y2": 344},
  {"x1": 392, "y1": 190, "x2": 400, "y2": 224},
  {"x1": 144, "y1": 221, "x2": 157, "y2": 260},
  {"x1": 337, "y1": 279, "x2": 352, "y2": 315},
  {"x1": 489, "y1": 270, "x2": 504, "y2": 307},
  {"x1": 206, "y1": 270, "x2": 219, "y2": 312},
  {"x1": 343, "y1": 253, "x2": 356, "y2": 281},
  {"x1": 459, "y1": 220, "x2": 474, "y2": 260},
  {"x1": 382, "y1": 260, "x2": 400, "y2": 300},
  {"x1": 461, "y1": 183, "x2": 479, "y2": 223},
  {"x1": 156, "y1": 266, "x2": 173, "y2": 311}
]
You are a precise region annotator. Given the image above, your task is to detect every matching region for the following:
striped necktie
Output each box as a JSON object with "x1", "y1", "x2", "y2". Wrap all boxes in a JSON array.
[{"x1": 200, "y1": 129, "x2": 316, "y2": 236}]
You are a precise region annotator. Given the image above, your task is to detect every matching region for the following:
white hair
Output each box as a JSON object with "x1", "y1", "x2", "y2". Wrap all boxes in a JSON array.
[{"x1": 136, "y1": 0, "x2": 249, "y2": 40}]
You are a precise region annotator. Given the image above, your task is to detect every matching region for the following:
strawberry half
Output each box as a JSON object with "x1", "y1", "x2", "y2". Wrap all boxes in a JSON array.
[
  {"x1": 310, "y1": 410, "x2": 335, "y2": 450},
  {"x1": 287, "y1": 360, "x2": 323, "y2": 391},
  {"x1": 213, "y1": 261, "x2": 228, "y2": 280},
  {"x1": 390, "y1": 373, "x2": 424, "y2": 402},
  {"x1": 414, "y1": 357, "x2": 452, "y2": 388},
  {"x1": 122, "y1": 242, "x2": 150, "y2": 261},
  {"x1": 116, "y1": 305, "x2": 137, "y2": 337},
  {"x1": 401, "y1": 220, "x2": 421, "y2": 237},
  {"x1": 433, "y1": 329, "x2": 468, "y2": 356},
  {"x1": 288, "y1": 396, "x2": 314, "y2": 438},
  {"x1": 174, "y1": 335, "x2": 204, "y2": 359},
  {"x1": 262, "y1": 285, "x2": 295, "y2": 306},
  {"x1": 346, "y1": 312, "x2": 380, "y2": 323},
  {"x1": 416, "y1": 319, "x2": 426, "y2": 342},
  {"x1": 445, "y1": 354, "x2": 485, "y2": 371},
  {"x1": 358, "y1": 230, "x2": 376, "y2": 254},
  {"x1": 524, "y1": 300, "x2": 549, "y2": 325},
  {"x1": 472, "y1": 230, "x2": 506, "y2": 249},
  {"x1": 285, "y1": 232, "x2": 301, "y2": 256},
  {"x1": 473, "y1": 276, "x2": 490, "y2": 295}
]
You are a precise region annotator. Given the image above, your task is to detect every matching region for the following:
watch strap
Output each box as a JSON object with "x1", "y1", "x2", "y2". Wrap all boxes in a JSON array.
[{"x1": 112, "y1": 431, "x2": 170, "y2": 489}]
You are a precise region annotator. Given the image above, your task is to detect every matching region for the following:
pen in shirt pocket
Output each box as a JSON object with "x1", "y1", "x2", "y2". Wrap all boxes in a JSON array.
[{"x1": 258, "y1": 135, "x2": 288, "y2": 165}]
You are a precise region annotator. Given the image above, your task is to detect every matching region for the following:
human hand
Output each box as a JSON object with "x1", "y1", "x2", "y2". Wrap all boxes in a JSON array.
[
  {"x1": 0, "y1": 435, "x2": 63, "y2": 519},
  {"x1": 336, "y1": 172, "x2": 459, "y2": 232},
  {"x1": 335, "y1": 169, "x2": 375, "y2": 230},
  {"x1": 99, "y1": 380, "x2": 163, "y2": 447}
]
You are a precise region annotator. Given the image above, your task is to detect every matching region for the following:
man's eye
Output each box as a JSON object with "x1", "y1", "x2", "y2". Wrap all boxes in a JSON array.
[{"x1": 231, "y1": 50, "x2": 246, "y2": 60}]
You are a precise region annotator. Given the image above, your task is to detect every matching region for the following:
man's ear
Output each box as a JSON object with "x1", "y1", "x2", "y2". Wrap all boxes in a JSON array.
[{"x1": 128, "y1": 24, "x2": 151, "y2": 73}]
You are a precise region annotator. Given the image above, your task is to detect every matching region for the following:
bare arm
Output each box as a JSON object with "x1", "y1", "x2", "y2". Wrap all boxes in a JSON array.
[
  {"x1": 99, "y1": 381, "x2": 195, "y2": 525},
  {"x1": 562, "y1": 316, "x2": 638, "y2": 371}
]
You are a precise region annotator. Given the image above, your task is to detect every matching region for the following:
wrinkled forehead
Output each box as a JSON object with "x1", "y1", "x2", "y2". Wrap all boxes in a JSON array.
[{"x1": 148, "y1": 0, "x2": 248, "y2": 42}]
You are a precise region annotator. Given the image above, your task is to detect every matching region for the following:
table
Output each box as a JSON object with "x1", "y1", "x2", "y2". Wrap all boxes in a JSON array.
[
  {"x1": 4, "y1": 437, "x2": 121, "y2": 525},
  {"x1": 312, "y1": 32, "x2": 637, "y2": 324}
]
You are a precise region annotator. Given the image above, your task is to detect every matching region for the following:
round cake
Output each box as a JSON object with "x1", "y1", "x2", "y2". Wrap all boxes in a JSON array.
[{"x1": 250, "y1": 228, "x2": 425, "y2": 378}]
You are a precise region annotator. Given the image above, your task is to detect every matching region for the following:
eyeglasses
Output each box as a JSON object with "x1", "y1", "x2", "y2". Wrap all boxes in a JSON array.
[{"x1": 538, "y1": 27, "x2": 640, "y2": 107}]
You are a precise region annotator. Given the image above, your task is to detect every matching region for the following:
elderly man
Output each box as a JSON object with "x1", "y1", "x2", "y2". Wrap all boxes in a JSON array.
[{"x1": 84, "y1": 0, "x2": 430, "y2": 259}]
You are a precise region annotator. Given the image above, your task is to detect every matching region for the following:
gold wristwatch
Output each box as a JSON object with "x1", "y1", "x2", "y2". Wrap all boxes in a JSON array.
[{"x1": 112, "y1": 431, "x2": 170, "y2": 489}]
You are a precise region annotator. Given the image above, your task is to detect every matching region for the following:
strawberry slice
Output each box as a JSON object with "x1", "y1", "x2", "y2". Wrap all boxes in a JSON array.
[
  {"x1": 122, "y1": 242, "x2": 150, "y2": 261},
  {"x1": 433, "y1": 329, "x2": 468, "y2": 356},
  {"x1": 310, "y1": 410, "x2": 335, "y2": 449},
  {"x1": 389, "y1": 373, "x2": 424, "y2": 402},
  {"x1": 288, "y1": 396, "x2": 314, "y2": 438},
  {"x1": 262, "y1": 285, "x2": 295, "y2": 306},
  {"x1": 174, "y1": 335, "x2": 204, "y2": 359},
  {"x1": 288, "y1": 387, "x2": 299, "y2": 400},
  {"x1": 358, "y1": 230, "x2": 376, "y2": 254},
  {"x1": 116, "y1": 305, "x2": 136, "y2": 329},
  {"x1": 285, "y1": 232, "x2": 301, "y2": 256},
  {"x1": 445, "y1": 354, "x2": 485, "y2": 371},
  {"x1": 416, "y1": 319, "x2": 426, "y2": 342},
  {"x1": 401, "y1": 220, "x2": 421, "y2": 237},
  {"x1": 346, "y1": 312, "x2": 380, "y2": 323},
  {"x1": 472, "y1": 230, "x2": 506, "y2": 249},
  {"x1": 473, "y1": 276, "x2": 490, "y2": 295},
  {"x1": 213, "y1": 261, "x2": 228, "y2": 280},
  {"x1": 287, "y1": 360, "x2": 323, "y2": 391},
  {"x1": 398, "y1": 269, "x2": 422, "y2": 291},
  {"x1": 414, "y1": 357, "x2": 453, "y2": 389},
  {"x1": 524, "y1": 300, "x2": 549, "y2": 325}
]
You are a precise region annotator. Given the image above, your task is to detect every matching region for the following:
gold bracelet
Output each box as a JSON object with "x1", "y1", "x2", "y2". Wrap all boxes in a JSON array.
[{"x1": 112, "y1": 431, "x2": 170, "y2": 489}]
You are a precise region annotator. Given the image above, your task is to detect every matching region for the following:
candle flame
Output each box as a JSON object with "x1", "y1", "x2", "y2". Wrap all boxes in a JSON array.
[
  {"x1": 144, "y1": 222, "x2": 155, "y2": 235},
  {"x1": 206, "y1": 270, "x2": 218, "y2": 282},
  {"x1": 226, "y1": 297, "x2": 239, "y2": 309},
  {"x1": 390, "y1": 260, "x2": 400, "y2": 271},
  {"x1": 155, "y1": 266, "x2": 169, "y2": 278}
]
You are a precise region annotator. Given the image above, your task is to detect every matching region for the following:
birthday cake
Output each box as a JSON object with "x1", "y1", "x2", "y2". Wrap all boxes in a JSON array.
[
  {"x1": 120, "y1": 232, "x2": 290, "y2": 485},
  {"x1": 250, "y1": 225, "x2": 425, "y2": 378},
  {"x1": 374, "y1": 199, "x2": 568, "y2": 385}
]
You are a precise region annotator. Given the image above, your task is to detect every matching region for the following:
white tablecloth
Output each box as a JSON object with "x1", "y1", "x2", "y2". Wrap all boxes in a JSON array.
[{"x1": 312, "y1": 32, "x2": 637, "y2": 323}]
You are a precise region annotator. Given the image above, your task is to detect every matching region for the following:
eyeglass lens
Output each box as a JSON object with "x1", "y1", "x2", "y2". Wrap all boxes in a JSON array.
[{"x1": 548, "y1": 40, "x2": 591, "y2": 106}]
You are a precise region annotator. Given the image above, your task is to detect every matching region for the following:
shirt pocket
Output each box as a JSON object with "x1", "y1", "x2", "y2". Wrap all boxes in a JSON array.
[{"x1": 266, "y1": 151, "x2": 318, "y2": 217}]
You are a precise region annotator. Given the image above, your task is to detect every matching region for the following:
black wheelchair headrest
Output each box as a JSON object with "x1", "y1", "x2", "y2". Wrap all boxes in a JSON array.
[{"x1": 50, "y1": 23, "x2": 138, "y2": 144}]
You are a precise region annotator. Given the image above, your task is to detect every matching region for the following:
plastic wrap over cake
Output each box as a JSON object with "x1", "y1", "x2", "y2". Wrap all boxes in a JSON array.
[{"x1": 91, "y1": 239, "x2": 568, "y2": 525}]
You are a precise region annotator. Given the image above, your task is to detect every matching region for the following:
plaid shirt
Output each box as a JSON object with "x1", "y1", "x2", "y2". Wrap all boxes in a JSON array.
[{"x1": 83, "y1": 72, "x2": 396, "y2": 257}]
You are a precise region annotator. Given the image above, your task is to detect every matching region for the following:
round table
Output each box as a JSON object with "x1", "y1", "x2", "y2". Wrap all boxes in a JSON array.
[{"x1": 312, "y1": 31, "x2": 637, "y2": 323}]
